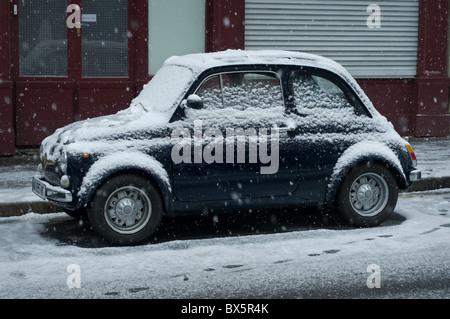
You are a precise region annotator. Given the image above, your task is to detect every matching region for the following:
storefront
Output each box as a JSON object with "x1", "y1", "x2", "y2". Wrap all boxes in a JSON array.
[{"x1": 0, "y1": 0, "x2": 449, "y2": 156}]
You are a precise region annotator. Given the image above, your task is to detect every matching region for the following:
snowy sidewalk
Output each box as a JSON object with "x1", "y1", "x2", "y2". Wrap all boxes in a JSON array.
[
  {"x1": 0, "y1": 151, "x2": 56, "y2": 216},
  {"x1": 0, "y1": 137, "x2": 449, "y2": 217},
  {"x1": 405, "y1": 137, "x2": 450, "y2": 191}
]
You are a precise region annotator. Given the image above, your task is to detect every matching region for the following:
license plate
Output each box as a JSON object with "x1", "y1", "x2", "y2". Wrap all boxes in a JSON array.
[{"x1": 32, "y1": 177, "x2": 46, "y2": 200}]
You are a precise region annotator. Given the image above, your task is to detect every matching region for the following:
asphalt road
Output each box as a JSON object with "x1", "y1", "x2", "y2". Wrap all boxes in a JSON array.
[
  {"x1": 39, "y1": 207, "x2": 449, "y2": 299},
  {"x1": 1, "y1": 190, "x2": 449, "y2": 302}
]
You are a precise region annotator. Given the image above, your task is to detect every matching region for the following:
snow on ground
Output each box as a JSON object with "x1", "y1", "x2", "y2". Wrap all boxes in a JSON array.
[
  {"x1": 0, "y1": 187, "x2": 44, "y2": 204},
  {"x1": 0, "y1": 190, "x2": 449, "y2": 299}
]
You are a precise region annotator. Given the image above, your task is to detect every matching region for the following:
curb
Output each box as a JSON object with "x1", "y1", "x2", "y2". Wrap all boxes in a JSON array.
[
  {"x1": 0, "y1": 201, "x2": 60, "y2": 218},
  {"x1": 404, "y1": 176, "x2": 450, "y2": 193},
  {"x1": 1, "y1": 176, "x2": 450, "y2": 218}
]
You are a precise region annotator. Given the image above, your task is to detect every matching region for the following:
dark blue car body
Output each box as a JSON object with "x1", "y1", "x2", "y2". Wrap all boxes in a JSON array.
[{"x1": 33, "y1": 50, "x2": 421, "y2": 244}]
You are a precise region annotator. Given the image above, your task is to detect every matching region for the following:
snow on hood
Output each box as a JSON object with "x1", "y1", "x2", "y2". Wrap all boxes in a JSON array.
[{"x1": 41, "y1": 106, "x2": 167, "y2": 161}]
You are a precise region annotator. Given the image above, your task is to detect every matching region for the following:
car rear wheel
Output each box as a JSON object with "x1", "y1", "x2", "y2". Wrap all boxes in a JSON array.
[
  {"x1": 87, "y1": 174, "x2": 163, "y2": 245},
  {"x1": 336, "y1": 163, "x2": 398, "y2": 227}
]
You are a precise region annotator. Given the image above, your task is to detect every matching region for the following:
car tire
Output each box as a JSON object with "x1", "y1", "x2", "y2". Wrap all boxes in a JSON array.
[
  {"x1": 335, "y1": 162, "x2": 398, "y2": 227},
  {"x1": 87, "y1": 174, "x2": 163, "y2": 245}
]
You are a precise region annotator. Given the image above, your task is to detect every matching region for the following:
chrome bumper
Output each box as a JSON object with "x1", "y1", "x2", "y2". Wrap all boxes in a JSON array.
[
  {"x1": 409, "y1": 169, "x2": 422, "y2": 182},
  {"x1": 32, "y1": 176, "x2": 73, "y2": 203}
]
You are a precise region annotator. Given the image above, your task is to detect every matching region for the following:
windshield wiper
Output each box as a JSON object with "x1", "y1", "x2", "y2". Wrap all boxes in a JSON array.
[{"x1": 138, "y1": 102, "x2": 148, "y2": 112}]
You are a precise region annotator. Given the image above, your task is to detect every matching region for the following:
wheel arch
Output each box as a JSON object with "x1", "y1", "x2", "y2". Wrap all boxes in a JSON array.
[
  {"x1": 325, "y1": 141, "x2": 407, "y2": 203},
  {"x1": 77, "y1": 153, "x2": 172, "y2": 212}
]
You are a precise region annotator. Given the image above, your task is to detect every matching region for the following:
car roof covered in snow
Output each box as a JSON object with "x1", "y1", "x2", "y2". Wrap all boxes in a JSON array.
[{"x1": 163, "y1": 49, "x2": 347, "y2": 77}]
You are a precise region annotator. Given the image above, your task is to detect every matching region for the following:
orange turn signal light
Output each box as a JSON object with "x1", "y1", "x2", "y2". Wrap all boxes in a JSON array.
[{"x1": 405, "y1": 144, "x2": 417, "y2": 167}]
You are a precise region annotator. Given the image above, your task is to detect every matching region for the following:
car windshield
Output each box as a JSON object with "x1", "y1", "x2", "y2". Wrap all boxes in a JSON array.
[{"x1": 131, "y1": 64, "x2": 195, "y2": 115}]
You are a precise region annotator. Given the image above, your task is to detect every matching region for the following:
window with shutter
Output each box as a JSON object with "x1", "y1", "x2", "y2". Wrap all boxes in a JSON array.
[{"x1": 245, "y1": 0, "x2": 420, "y2": 78}]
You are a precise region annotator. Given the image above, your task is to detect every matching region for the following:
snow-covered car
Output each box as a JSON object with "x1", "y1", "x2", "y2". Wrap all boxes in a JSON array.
[{"x1": 32, "y1": 50, "x2": 421, "y2": 245}]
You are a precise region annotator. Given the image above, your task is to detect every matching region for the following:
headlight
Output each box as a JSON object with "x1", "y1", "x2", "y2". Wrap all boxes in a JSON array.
[{"x1": 60, "y1": 175, "x2": 70, "y2": 189}]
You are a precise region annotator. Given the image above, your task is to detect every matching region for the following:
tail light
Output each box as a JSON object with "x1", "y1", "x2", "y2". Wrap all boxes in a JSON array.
[{"x1": 405, "y1": 144, "x2": 417, "y2": 168}]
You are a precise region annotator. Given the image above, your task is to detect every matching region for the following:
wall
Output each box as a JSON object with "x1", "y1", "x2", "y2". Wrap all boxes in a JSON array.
[
  {"x1": 362, "y1": 0, "x2": 449, "y2": 137},
  {"x1": 1, "y1": 0, "x2": 449, "y2": 157},
  {"x1": 0, "y1": 1, "x2": 14, "y2": 156}
]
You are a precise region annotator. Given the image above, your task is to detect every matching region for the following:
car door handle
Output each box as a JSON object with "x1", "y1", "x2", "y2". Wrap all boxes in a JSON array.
[{"x1": 278, "y1": 127, "x2": 296, "y2": 138}]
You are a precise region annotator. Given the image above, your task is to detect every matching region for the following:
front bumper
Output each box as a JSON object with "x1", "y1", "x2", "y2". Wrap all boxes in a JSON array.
[
  {"x1": 32, "y1": 176, "x2": 73, "y2": 203},
  {"x1": 409, "y1": 169, "x2": 422, "y2": 182}
]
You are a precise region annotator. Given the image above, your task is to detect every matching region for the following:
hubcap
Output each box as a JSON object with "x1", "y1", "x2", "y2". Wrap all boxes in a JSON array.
[
  {"x1": 349, "y1": 172, "x2": 389, "y2": 217},
  {"x1": 104, "y1": 186, "x2": 152, "y2": 234}
]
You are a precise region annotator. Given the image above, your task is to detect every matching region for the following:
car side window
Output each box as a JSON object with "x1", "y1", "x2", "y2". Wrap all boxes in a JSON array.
[
  {"x1": 195, "y1": 71, "x2": 284, "y2": 111},
  {"x1": 292, "y1": 72, "x2": 354, "y2": 115}
]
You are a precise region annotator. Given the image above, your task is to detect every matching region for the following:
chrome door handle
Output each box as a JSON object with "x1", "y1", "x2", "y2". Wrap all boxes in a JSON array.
[{"x1": 278, "y1": 127, "x2": 296, "y2": 138}]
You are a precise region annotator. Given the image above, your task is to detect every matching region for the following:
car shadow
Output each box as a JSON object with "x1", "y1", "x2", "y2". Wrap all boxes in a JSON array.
[{"x1": 38, "y1": 207, "x2": 406, "y2": 248}]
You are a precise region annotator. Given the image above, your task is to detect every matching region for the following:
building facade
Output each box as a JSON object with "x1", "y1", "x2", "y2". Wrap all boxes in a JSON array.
[{"x1": 0, "y1": 0, "x2": 449, "y2": 156}]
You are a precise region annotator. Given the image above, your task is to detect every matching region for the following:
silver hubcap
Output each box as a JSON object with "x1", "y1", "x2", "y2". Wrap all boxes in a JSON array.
[
  {"x1": 104, "y1": 186, "x2": 152, "y2": 234},
  {"x1": 349, "y1": 172, "x2": 389, "y2": 217}
]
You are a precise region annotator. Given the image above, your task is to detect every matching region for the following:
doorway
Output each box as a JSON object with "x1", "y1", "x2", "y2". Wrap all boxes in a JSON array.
[{"x1": 12, "y1": 0, "x2": 134, "y2": 146}]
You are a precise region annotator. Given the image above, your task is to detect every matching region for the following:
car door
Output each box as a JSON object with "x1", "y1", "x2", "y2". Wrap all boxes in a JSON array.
[{"x1": 171, "y1": 69, "x2": 299, "y2": 202}]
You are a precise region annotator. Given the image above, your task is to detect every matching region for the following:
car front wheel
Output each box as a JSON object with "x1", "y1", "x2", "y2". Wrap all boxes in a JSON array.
[
  {"x1": 87, "y1": 174, "x2": 163, "y2": 245},
  {"x1": 336, "y1": 163, "x2": 398, "y2": 227}
]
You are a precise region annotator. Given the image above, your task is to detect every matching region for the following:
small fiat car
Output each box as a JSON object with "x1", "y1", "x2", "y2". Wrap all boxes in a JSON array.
[{"x1": 32, "y1": 50, "x2": 421, "y2": 245}]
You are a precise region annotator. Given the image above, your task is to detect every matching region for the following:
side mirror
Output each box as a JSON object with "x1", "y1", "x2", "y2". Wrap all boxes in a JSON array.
[{"x1": 186, "y1": 94, "x2": 204, "y2": 110}]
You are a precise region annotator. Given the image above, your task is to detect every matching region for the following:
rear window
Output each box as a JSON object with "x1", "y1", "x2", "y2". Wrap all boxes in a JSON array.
[{"x1": 292, "y1": 72, "x2": 354, "y2": 115}]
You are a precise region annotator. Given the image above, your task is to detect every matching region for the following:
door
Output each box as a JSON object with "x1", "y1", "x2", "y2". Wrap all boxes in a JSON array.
[
  {"x1": 171, "y1": 69, "x2": 299, "y2": 202},
  {"x1": 12, "y1": 0, "x2": 134, "y2": 146}
]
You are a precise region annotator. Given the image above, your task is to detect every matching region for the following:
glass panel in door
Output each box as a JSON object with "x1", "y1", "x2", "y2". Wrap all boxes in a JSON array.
[
  {"x1": 81, "y1": 0, "x2": 128, "y2": 77},
  {"x1": 19, "y1": 0, "x2": 68, "y2": 76}
]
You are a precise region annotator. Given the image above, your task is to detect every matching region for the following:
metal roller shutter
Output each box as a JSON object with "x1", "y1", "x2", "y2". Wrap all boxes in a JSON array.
[{"x1": 245, "y1": 0, "x2": 420, "y2": 78}]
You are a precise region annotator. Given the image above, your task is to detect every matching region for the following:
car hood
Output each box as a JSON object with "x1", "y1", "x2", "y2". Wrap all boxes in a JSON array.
[{"x1": 41, "y1": 104, "x2": 171, "y2": 161}]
